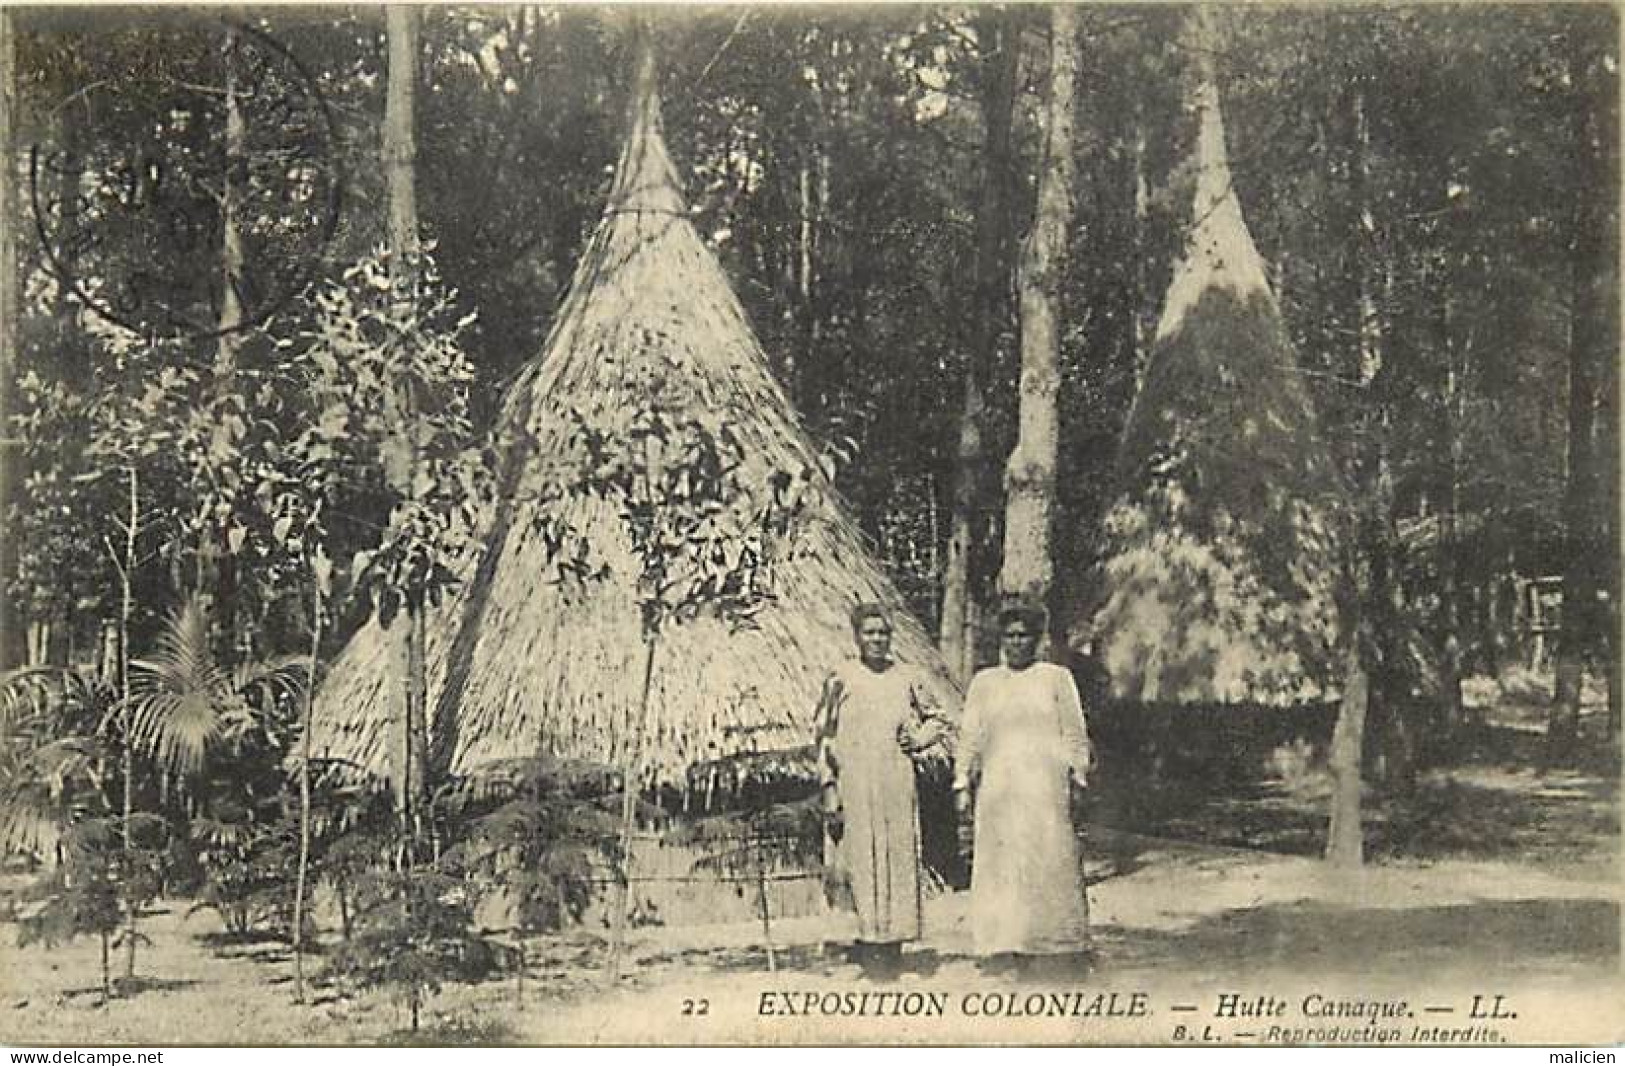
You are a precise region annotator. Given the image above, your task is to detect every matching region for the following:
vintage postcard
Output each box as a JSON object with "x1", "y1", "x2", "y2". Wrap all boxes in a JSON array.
[{"x1": 0, "y1": 2, "x2": 1620, "y2": 1048}]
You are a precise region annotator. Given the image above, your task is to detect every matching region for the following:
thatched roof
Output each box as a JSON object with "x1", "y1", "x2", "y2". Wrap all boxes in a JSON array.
[
  {"x1": 1076, "y1": 70, "x2": 1347, "y2": 707},
  {"x1": 308, "y1": 48, "x2": 955, "y2": 790}
]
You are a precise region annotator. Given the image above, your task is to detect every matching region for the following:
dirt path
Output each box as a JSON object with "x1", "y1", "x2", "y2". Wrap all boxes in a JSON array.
[{"x1": 3, "y1": 832, "x2": 1617, "y2": 1046}]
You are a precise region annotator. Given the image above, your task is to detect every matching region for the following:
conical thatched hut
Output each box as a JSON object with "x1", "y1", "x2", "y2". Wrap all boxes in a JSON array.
[
  {"x1": 308, "y1": 47, "x2": 955, "y2": 795},
  {"x1": 1077, "y1": 69, "x2": 1347, "y2": 708}
]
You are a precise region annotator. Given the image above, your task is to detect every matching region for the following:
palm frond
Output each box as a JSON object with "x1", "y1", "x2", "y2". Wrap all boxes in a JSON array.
[
  {"x1": 0, "y1": 665, "x2": 114, "y2": 737},
  {"x1": 0, "y1": 736, "x2": 109, "y2": 862},
  {"x1": 127, "y1": 595, "x2": 304, "y2": 782}
]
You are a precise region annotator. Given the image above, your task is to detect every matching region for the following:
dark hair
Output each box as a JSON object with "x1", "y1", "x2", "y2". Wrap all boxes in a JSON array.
[
  {"x1": 996, "y1": 602, "x2": 1048, "y2": 635},
  {"x1": 849, "y1": 602, "x2": 892, "y2": 635}
]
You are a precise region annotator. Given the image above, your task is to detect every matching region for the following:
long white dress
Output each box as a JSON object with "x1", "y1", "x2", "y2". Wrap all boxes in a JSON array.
[{"x1": 954, "y1": 662, "x2": 1092, "y2": 956}]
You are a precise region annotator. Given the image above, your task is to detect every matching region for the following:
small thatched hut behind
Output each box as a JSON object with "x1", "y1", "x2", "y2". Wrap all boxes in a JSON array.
[
  {"x1": 308, "y1": 51, "x2": 955, "y2": 825},
  {"x1": 1076, "y1": 65, "x2": 1349, "y2": 779}
]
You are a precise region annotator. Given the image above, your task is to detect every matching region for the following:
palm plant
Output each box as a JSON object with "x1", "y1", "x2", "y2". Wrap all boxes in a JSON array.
[
  {"x1": 127, "y1": 597, "x2": 304, "y2": 800},
  {"x1": 0, "y1": 665, "x2": 117, "y2": 863},
  {"x1": 123, "y1": 597, "x2": 304, "y2": 941}
]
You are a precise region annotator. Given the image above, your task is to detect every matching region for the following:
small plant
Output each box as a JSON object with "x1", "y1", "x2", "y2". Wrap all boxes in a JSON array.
[
  {"x1": 187, "y1": 809, "x2": 304, "y2": 941},
  {"x1": 19, "y1": 815, "x2": 165, "y2": 1004},
  {"x1": 671, "y1": 753, "x2": 824, "y2": 973},
  {"x1": 437, "y1": 756, "x2": 623, "y2": 937},
  {"x1": 536, "y1": 395, "x2": 817, "y2": 976},
  {"x1": 320, "y1": 864, "x2": 503, "y2": 1032}
]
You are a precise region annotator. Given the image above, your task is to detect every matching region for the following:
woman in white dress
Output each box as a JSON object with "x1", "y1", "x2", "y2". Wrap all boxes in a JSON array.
[{"x1": 954, "y1": 603, "x2": 1093, "y2": 972}]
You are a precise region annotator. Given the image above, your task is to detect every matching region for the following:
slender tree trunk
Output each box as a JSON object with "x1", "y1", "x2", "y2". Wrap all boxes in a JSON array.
[
  {"x1": 385, "y1": 6, "x2": 419, "y2": 264},
  {"x1": 794, "y1": 140, "x2": 824, "y2": 405},
  {"x1": 192, "y1": 26, "x2": 249, "y2": 669},
  {"x1": 941, "y1": 371, "x2": 984, "y2": 682},
  {"x1": 100, "y1": 929, "x2": 111, "y2": 1005},
  {"x1": 26, "y1": 623, "x2": 48, "y2": 667},
  {"x1": 756, "y1": 845, "x2": 776, "y2": 973},
  {"x1": 1000, "y1": 5, "x2": 1079, "y2": 626},
  {"x1": 120, "y1": 466, "x2": 138, "y2": 981},
  {"x1": 1327, "y1": 640, "x2": 1368, "y2": 867},
  {"x1": 1439, "y1": 295, "x2": 1466, "y2": 733},
  {"x1": 1345, "y1": 80, "x2": 1419, "y2": 789},
  {"x1": 1130, "y1": 97, "x2": 1151, "y2": 380},
  {"x1": 292, "y1": 584, "x2": 323, "y2": 1003},
  {"x1": 1330, "y1": 81, "x2": 1387, "y2": 835},
  {"x1": 942, "y1": 8, "x2": 1018, "y2": 683},
  {"x1": 1551, "y1": 27, "x2": 1614, "y2": 752},
  {"x1": 611, "y1": 636, "x2": 658, "y2": 980},
  {"x1": 0, "y1": 10, "x2": 16, "y2": 672},
  {"x1": 383, "y1": 4, "x2": 428, "y2": 855},
  {"x1": 337, "y1": 880, "x2": 352, "y2": 941}
]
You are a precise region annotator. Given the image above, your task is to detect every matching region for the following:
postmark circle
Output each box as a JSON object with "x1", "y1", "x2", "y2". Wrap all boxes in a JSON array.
[{"x1": 29, "y1": 17, "x2": 341, "y2": 341}]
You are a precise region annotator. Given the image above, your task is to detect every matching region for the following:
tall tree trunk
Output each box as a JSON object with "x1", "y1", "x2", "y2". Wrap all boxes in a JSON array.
[
  {"x1": 941, "y1": 7, "x2": 1018, "y2": 683},
  {"x1": 611, "y1": 635, "x2": 658, "y2": 980},
  {"x1": 1438, "y1": 289, "x2": 1466, "y2": 733},
  {"x1": 1000, "y1": 4, "x2": 1079, "y2": 627},
  {"x1": 1551, "y1": 27, "x2": 1616, "y2": 751},
  {"x1": 208, "y1": 26, "x2": 248, "y2": 668},
  {"x1": 120, "y1": 466, "x2": 138, "y2": 981},
  {"x1": 1129, "y1": 94, "x2": 1152, "y2": 380},
  {"x1": 0, "y1": 10, "x2": 16, "y2": 671},
  {"x1": 214, "y1": 26, "x2": 246, "y2": 388},
  {"x1": 383, "y1": 4, "x2": 428, "y2": 854},
  {"x1": 1327, "y1": 640, "x2": 1368, "y2": 867},
  {"x1": 291, "y1": 583, "x2": 323, "y2": 1003},
  {"x1": 1344, "y1": 84, "x2": 1414, "y2": 789},
  {"x1": 385, "y1": 6, "x2": 420, "y2": 264}
]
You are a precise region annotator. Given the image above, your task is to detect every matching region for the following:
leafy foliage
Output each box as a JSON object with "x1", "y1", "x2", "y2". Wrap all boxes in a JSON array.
[
  {"x1": 320, "y1": 865, "x2": 504, "y2": 1031},
  {"x1": 187, "y1": 809, "x2": 304, "y2": 941},
  {"x1": 295, "y1": 248, "x2": 490, "y2": 628},
  {"x1": 436, "y1": 756, "x2": 624, "y2": 934},
  {"x1": 0, "y1": 666, "x2": 119, "y2": 861},
  {"x1": 542, "y1": 399, "x2": 816, "y2": 640},
  {"x1": 18, "y1": 814, "x2": 167, "y2": 999}
]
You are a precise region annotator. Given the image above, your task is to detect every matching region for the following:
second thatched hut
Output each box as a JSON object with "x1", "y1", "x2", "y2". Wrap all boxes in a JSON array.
[{"x1": 1076, "y1": 61, "x2": 1350, "y2": 784}]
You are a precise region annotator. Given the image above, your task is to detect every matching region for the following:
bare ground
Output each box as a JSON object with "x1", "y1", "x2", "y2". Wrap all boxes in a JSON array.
[{"x1": 2, "y1": 683, "x2": 1619, "y2": 1046}]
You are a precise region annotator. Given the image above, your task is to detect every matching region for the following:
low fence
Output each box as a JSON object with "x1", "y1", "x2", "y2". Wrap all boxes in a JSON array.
[{"x1": 473, "y1": 831, "x2": 828, "y2": 932}]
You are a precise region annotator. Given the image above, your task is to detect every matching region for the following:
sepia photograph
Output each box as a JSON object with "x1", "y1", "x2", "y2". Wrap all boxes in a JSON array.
[{"x1": 0, "y1": 1, "x2": 1619, "y2": 1048}]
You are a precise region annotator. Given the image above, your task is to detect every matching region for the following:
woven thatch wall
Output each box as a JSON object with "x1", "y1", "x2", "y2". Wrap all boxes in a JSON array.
[
  {"x1": 309, "y1": 63, "x2": 955, "y2": 790},
  {"x1": 1078, "y1": 74, "x2": 1347, "y2": 707}
]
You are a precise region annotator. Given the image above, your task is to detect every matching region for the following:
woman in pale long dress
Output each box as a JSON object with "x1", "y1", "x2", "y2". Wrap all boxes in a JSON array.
[
  {"x1": 816, "y1": 603, "x2": 950, "y2": 978},
  {"x1": 954, "y1": 603, "x2": 1093, "y2": 972}
]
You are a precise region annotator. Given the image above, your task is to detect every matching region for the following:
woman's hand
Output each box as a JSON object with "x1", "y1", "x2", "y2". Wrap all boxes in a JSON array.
[
  {"x1": 1068, "y1": 777, "x2": 1088, "y2": 826},
  {"x1": 822, "y1": 785, "x2": 844, "y2": 842},
  {"x1": 953, "y1": 787, "x2": 974, "y2": 853},
  {"x1": 897, "y1": 716, "x2": 946, "y2": 756}
]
